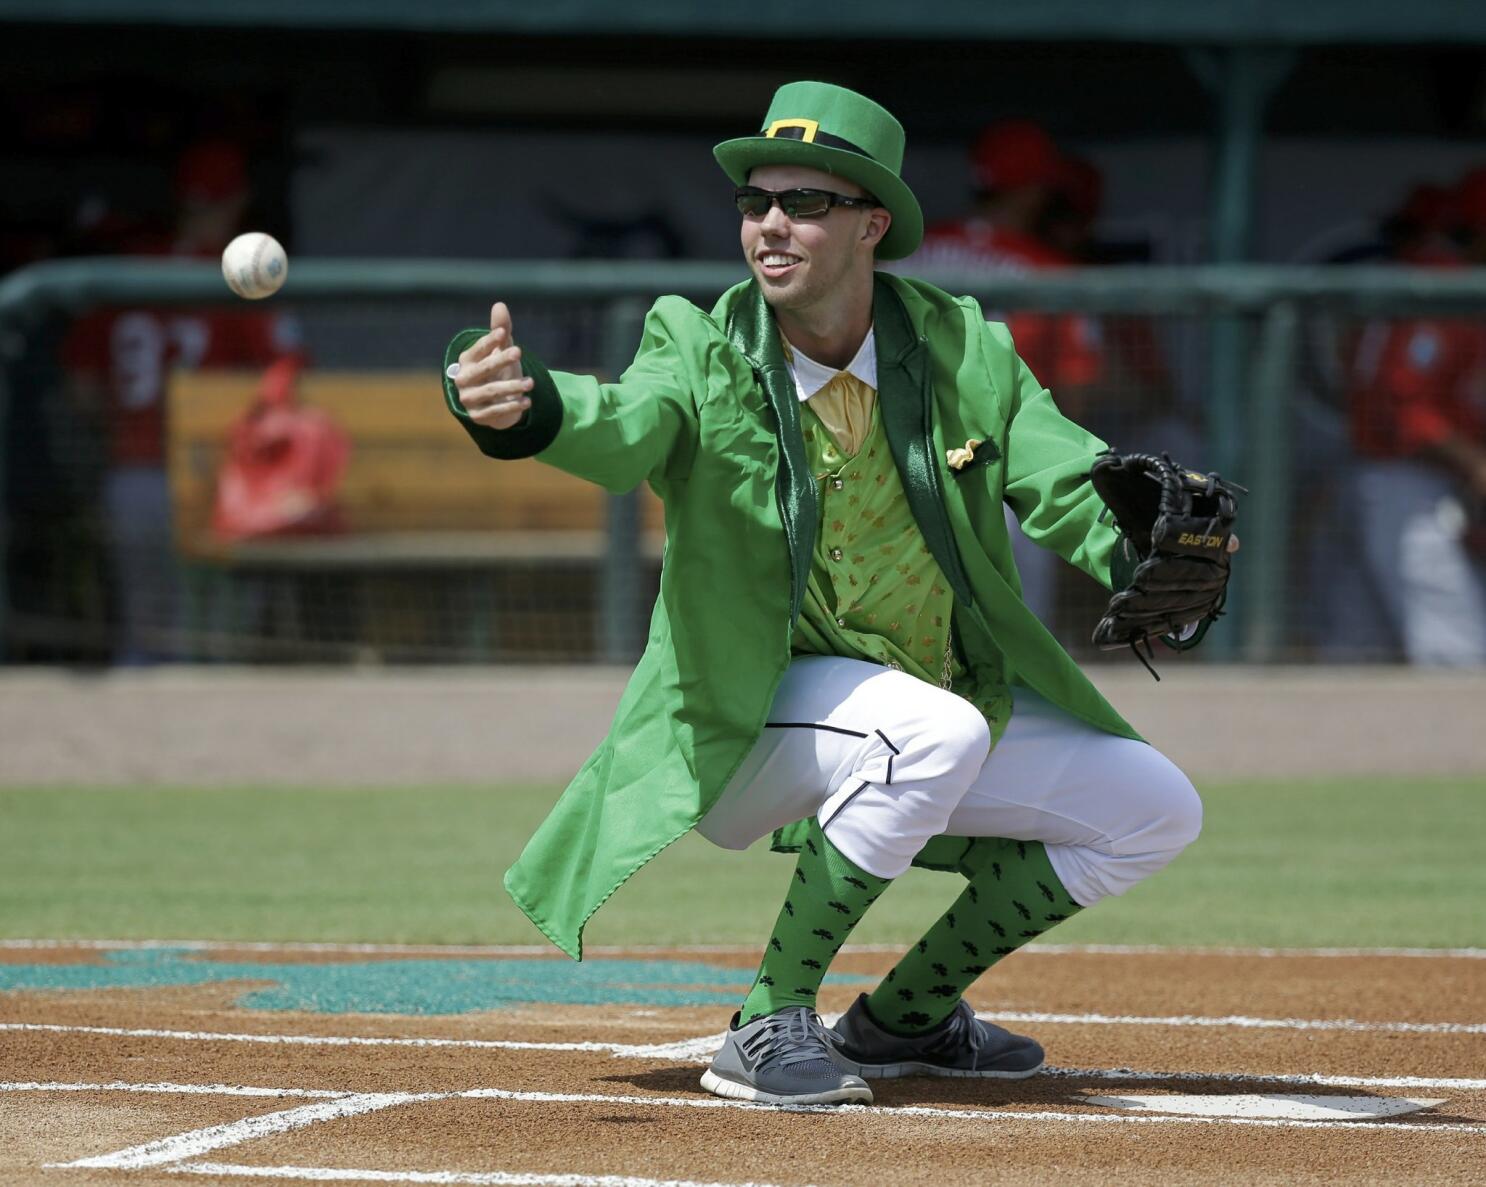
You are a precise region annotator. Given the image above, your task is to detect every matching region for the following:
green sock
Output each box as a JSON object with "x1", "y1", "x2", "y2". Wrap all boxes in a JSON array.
[
  {"x1": 738, "y1": 820, "x2": 893, "y2": 1026},
  {"x1": 865, "y1": 838, "x2": 1082, "y2": 1035}
]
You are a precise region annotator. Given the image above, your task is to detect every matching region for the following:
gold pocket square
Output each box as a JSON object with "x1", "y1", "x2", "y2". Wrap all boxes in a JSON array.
[{"x1": 946, "y1": 439, "x2": 984, "y2": 471}]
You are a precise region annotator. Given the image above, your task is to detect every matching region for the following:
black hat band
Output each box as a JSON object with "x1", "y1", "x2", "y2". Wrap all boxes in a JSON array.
[{"x1": 763, "y1": 119, "x2": 877, "y2": 163}]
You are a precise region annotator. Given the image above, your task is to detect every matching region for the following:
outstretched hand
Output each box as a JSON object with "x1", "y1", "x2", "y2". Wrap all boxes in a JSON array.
[{"x1": 454, "y1": 302, "x2": 535, "y2": 430}]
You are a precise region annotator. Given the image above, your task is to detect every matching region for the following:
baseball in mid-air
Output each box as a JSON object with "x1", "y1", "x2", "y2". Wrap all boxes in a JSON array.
[{"x1": 221, "y1": 231, "x2": 288, "y2": 300}]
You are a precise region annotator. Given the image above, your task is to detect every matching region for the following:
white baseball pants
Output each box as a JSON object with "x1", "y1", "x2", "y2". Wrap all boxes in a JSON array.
[
  {"x1": 697, "y1": 655, "x2": 1202, "y2": 907},
  {"x1": 1355, "y1": 460, "x2": 1486, "y2": 666}
]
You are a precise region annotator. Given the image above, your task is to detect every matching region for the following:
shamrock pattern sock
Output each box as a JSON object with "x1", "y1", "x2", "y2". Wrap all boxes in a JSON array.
[
  {"x1": 865, "y1": 838, "x2": 1082, "y2": 1035},
  {"x1": 737, "y1": 820, "x2": 893, "y2": 1026}
]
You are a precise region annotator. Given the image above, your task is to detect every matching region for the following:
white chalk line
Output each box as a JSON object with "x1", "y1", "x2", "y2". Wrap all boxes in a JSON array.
[
  {"x1": 171, "y1": 1165, "x2": 790, "y2": 1187},
  {"x1": 7, "y1": 1003, "x2": 1485, "y2": 1064},
  {"x1": 0, "y1": 1021, "x2": 629, "y2": 1054},
  {"x1": 1041, "y1": 1067, "x2": 1486, "y2": 1092},
  {"x1": 3, "y1": 937, "x2": 1483, "y2": 959},
  {"x1": 455, "y1": 1086, "x2": 1486, "y2": 1135},
  {"x1": 14, "y1": 1080, "x2": 1486, "y2": 1144},
  {"x1": 0, "y1": 1080, "x2": 345, "y2": 1099},
  {"x1": 603, "y1": 1009, "x2": 1486, "y2": 1067},
  {"x1": 54, "y1": 1092, "x2": 438, "y2": 1170},
  {"x1": 986, "y1": 1010, "x2": 1486, "y2": 1035},
  {"x1": 9, "y1": 1050, "x2": 1486, "y2": 1101}
]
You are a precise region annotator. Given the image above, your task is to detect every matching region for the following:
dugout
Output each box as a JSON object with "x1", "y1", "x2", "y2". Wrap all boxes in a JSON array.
[
  {"x1": 2, "y1": 2, "x2": 1486, "y2": 665},
  {"x1": 4, "y1": 2, "x2": 1486, "y2": 269}
]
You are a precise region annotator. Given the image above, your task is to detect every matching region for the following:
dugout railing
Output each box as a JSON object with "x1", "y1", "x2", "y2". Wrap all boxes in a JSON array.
[{"x1": 2, "y1": 258, "x2": 1485, "y2": 665}]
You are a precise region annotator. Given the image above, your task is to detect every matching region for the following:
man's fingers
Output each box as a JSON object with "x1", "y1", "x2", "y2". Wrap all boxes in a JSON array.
[
  {"x1": 1227, "y1": 533, "x2": 1241, "y2": 554},
  {"x1": 469, "y1": 383, "x2": 530, "y2": 405},
  {"x1": 460, "y1": 376, "x2": 534, "y2": 411},
  {"x1": 457, "y1": 353, "x2": 529, "y2": 399},
  {"x1": 456, "y1": 318, "x2": 515, "y2": 369},
  {"x1": 469, "y1": 396, "x2": 531, "y2": 430},
  {"x1": 451, "y1": 301, "x2": 524, "y2": 430},
  {"x1": 471, "y1": 397, "x2": 529, "y2": 418},
  {"x1": 457, "y1": 328, "x2": 501, "y2": 368},
  {"x1": 456, "y1": 345, "x2": 523, "y2": 388},
  {"x1": 490, "y1": 301, "x2": 514, "y2": 338}
]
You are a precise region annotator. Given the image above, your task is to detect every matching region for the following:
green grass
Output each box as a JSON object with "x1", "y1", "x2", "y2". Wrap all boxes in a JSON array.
[{"x1": 1, "y1": 777, "x2": 1482, "y2": 949}]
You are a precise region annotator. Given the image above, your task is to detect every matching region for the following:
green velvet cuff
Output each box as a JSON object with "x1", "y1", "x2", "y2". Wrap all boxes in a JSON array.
[{"x1": 441, "y1": 327, "x2": 563, "y2": 459}]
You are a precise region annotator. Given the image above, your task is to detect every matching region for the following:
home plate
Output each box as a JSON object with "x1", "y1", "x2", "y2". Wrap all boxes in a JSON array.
[{"x1": 1086, "y1": 1094, "x2": 1447, "y2": 1120}]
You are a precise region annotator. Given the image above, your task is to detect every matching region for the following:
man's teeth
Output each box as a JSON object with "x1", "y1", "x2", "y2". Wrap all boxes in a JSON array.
[{"x1": 762, "y1": 254, "x2": 799, "y2": 267}]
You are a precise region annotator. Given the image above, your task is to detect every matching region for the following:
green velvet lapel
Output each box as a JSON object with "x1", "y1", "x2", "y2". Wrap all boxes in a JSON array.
[
  {"x1": 873, "y1": 277, "x2": 977, "y2": 610},
  {"x1": 725, "y1": 282, "x2": 818, "y2": 624}
]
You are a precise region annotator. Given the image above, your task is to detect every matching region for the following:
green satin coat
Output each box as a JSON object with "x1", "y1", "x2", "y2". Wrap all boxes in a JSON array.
[{"x1": 443, "y1": 273, "x2": 1139, "y2": 959}]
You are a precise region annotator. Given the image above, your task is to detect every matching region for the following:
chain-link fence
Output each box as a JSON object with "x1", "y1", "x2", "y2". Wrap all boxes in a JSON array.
[{"x1": 2, "y1": 259, "x2": 1483, "y2": 666}]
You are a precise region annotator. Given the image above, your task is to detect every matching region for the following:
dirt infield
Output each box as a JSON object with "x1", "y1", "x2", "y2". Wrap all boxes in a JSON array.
[{"x1": 3, "y1": 941, "x2": 1483, "y2": 1185}]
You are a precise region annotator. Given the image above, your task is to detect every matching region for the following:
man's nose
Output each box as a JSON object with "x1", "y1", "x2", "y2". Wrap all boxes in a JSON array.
[{"x1": 759, "y1": 201, "x2": 792, "y2": 236}]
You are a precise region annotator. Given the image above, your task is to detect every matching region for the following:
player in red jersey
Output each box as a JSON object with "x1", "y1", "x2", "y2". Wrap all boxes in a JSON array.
[
  {"x1": 911, "y1": 123, "x2": 1107, "y2": 626},
  {"x1": 1342, "y1": 175, "x2": 1486, "y2": 664},
  {"x1": 914, "y1": 122, "x2": 1105, "y2": 401},
  {"x1": 61, "y1": 140, "x2": 301, "y2": 662}
]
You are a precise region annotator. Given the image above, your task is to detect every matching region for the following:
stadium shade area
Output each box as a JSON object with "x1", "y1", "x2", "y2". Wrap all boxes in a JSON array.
[{"x1": 2, "y1": 0, "x2": 1484, "y2": 44}]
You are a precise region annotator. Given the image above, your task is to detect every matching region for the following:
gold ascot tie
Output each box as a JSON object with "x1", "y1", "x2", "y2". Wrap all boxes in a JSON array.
[{"x1": 807, "y1": 370, "x2": 877, "y2": 458}]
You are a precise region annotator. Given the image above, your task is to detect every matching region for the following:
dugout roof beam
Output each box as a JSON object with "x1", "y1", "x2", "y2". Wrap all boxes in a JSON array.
[{"x1": 3, "y1": 0, "x2": 1486, "y2": 44}]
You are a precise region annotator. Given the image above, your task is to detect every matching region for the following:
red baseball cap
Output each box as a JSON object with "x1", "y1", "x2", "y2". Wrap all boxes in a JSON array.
[
  {"x1": 174, "y1": 139, "x2": 248, "y2": 206},
  {"x1": 971, "y1": 120, "x2": 1063, "y2": 192}
]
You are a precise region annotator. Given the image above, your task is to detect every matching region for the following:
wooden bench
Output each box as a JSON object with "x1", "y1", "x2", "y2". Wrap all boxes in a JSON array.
[
  {"x1": 167, "y1": 369, "x2": 665, "y2": 561},
  {"x1": 166, "y1": 369, "x2": 664, "y2": 659}
]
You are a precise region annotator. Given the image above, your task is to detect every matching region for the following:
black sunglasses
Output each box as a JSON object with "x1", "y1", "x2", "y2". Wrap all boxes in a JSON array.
[{"x1": 735, "y1": 186, "x2": 881, "y2": 220}]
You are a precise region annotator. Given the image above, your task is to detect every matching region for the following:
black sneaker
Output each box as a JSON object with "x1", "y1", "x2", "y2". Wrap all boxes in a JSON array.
[
  {"x1": 829, "y1": 993, "x2": 1044, "y2": 1079},
  {"x1": 701, "y1": 1006, "x2": 873, "y2": 1105}
]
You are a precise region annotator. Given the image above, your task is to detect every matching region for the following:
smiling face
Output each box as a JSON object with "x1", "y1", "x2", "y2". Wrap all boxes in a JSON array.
[{"x1": 740, "y1": 164, "x2": 890, "y2": 324}]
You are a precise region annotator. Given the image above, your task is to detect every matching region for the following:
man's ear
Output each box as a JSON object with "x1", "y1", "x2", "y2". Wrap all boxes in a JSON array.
[{"x1": 862, "y1": 207, "x2": 892, "y2": 250}]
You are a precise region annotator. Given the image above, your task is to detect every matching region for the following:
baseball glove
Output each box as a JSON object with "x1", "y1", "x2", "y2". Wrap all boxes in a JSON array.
[{"x1": 1088, "y1": 451, "x2": 1244, "y2": 670}]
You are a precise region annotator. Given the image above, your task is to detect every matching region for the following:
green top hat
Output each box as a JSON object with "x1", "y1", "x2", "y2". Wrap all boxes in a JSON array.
[{"x1": 714, "y1": 80, "x2": 923, "y2": 261}]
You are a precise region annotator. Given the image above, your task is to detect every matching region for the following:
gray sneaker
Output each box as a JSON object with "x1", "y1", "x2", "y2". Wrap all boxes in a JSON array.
[
  {"x1": 829, "y1": 993, "x2": 1045, "y2": 1079},
  {"x1": 700, "y1": 1006, "x2": 873, "y2": 1106}
]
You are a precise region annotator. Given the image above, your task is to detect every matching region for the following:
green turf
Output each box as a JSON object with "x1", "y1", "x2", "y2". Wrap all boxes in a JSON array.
[{"x1": 0, "y1": 776, "x2": 1481, "y2": 950}]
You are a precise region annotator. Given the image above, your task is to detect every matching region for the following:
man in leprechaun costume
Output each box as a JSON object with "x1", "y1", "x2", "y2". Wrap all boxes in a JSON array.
[{"x1": 444, "y1": 81, "x2": 1214, "y2": 1107}]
